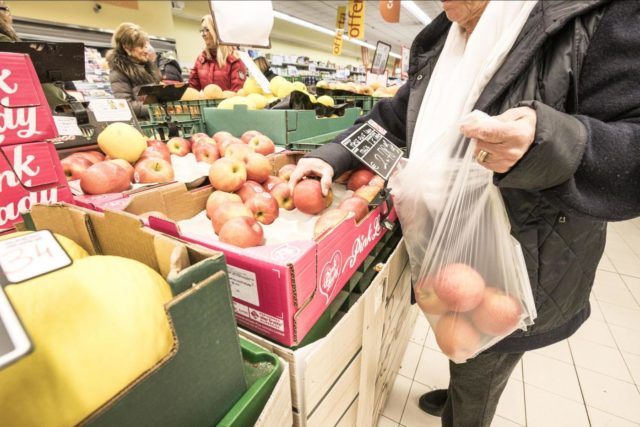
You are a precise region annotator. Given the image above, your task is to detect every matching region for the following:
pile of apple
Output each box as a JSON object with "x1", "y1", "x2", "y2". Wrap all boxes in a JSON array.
[
  {"x1": 415, "y1": 263, "x2": 523, "y2": 361},
  {"x1": 60, "y1": 123, "x2": 176, "y2": 195}
]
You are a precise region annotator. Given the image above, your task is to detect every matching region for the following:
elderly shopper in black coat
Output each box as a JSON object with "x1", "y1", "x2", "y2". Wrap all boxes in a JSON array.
[
  {"x1": 107, "y1": 23, "x2": 160, "y2": 119},
  {"x1": 290, "y1": 1, "x2": 640, "y2": 426}
]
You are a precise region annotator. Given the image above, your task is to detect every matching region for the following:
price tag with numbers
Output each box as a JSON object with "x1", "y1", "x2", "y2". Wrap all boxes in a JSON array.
[
  {"x1": 339, "y1": 120, "x2": 404, "y2": 180},
  {"x1": 0, "y1": 230, "x2": 72, "y2": 285}
]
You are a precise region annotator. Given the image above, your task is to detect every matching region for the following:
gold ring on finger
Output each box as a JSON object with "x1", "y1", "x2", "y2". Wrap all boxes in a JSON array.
[{"x1": 476, "y1": 149, "x2": 489, "y2": 163}]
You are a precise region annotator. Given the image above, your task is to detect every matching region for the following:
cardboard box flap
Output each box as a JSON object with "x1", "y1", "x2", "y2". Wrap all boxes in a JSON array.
[
  {"x1": 1, "y1": 143, "x2": 63, "y2": 189},
  {"x1": 26, "y1": 204, "x2": 98, "y2": 255},
  {"x1": 0, "y1": 54, "x2": 45, "y2": 109}
]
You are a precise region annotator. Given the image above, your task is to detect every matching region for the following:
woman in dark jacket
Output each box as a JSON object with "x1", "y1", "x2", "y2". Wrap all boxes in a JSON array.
[
  {"x1": 188, "y1": 15, "x2": 246, "y2": 92},
  {"x1": 290, "y1": 1, "x2": 640, "y2": 425},
  {"x1": 107, "y1": 23, "x2": 160, "y2": 119},
  {"x1": 0, "y1": 1, "x2": 18, "y2": 42}
]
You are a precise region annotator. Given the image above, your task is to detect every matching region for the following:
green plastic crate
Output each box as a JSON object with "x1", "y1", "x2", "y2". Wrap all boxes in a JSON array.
[
  {"x1": 149, "y1": 99, "x2": 220, "y2": 124},
  {"x1": 139, "y1": 119, "x2": 204, "y2": 142},
  {"x1": 217, "y1": 338, "x2": 283, "y2": 427},
  {"x1": 203, "y1": 105, "x2": 361, "y2": 151}
]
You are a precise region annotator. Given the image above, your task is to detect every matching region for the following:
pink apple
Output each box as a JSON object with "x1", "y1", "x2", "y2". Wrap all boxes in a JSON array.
[
  {"x1": 108, "y1": 158, "x2": 135, "y2": 182},
  {"x1": 237, "y1": 180, "x2": 265, "y2": 203},
  {"x1": 190, "y1": 133, "x2": 210, "y2": 145},
  {"x1": 224, "y1": 143, "x2": 254, "y2": 162},
  {"x1": 134, "y1": 158, "x2": 175, "y2": 183},
  {"x1": 80, "y1": 161, "x2": 131, "y2": 195},
  {"x1": 470, "y1": 287, "x2": 522, "y2": 336},
  {"x1": 353, "y1": 185, "x2": 380, "y2": 203},
  {"x1": 277, "y1": 164, "x2": 297, "y2": 182},
  {"x1": 219, "y1": 216, "x2": 264, "y2": 248},
  {"x1": 414, "y1": 278, "x2": 449, "y2": 315},
  {"x1": 205, "y1": 191, "x2": 242, "y2": 218},
  {"x1": 241, "y1": 130, "x2": 262, "y2": 144},
  {"x1": 368, "y1": 175, "x2": 385, "y2": 189},
  {"x1": 270, "y1": 183, "x2": 294, "y2": 210},
  {"x1": 293, "y1": 179, "x2": 333, "y2": 215},
  {"x1": 347, "y1": 168, "x2": 375, "y2": 191},
  {"x1": 432, "y1": 263, "x2": 486, "y2": 313},
  {"x1": 247, "y1": 135, "x2": 276, "y2": 156},
  {"x1": 245, "y1": 152, "x2": 271, "y2": 183},
  {"x1": 61, "y1": 156, "x2": 92, "y2": 181},
  {"x1": 313, "y1": 209, "x2": 350, "y2": 239},
  {"x1": 166, "y1": 137, "x2": 191, "y2": 157},
  {"x1": 338, "y1": 196, "x2": 369, "y2": 222},
  {"x1": 245, "y1": 192, "x2": 279, "y2": 225},
  {"x1": 212, "y1": 131, "x2": 234, "y2": 144},
  {"x1": 73, "y1": 150, "x2": 105, "y2": 164},
  {"x1": 209, "y1": 158, "x2": 247, "y2": 192},
  {"x1": 434, "y1": 313, "x2": 481, "y2": 362},
  {"x1": 194, "y1": 143, "x2": 220, "y2": 164},
  {"x1": 140, "y1": 146, "x2": 171, "y2": 163},
  {"x1": 262, "y1": 175, "x2": 285, "y2": 192},
  {"x1": 211, "y1": 201, "x2": 253, "y2": 234}
]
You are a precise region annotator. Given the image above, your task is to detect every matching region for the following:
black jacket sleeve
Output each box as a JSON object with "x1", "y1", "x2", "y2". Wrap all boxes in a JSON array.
[
  {"x1": 306, "y1": 82, "x2": 410, "y2": 178},
  {"x1": 495, "y1": 1, "x2": 640, "y2": 221}
]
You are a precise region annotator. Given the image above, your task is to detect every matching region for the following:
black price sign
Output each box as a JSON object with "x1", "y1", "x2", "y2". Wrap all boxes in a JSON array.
[{"x1": 340, "y1": 120, "x2": 403, "y2": 180}]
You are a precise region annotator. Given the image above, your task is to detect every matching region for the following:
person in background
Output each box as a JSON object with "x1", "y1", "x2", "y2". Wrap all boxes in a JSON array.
[
  {"x1": 0, "y1": 0, "x2": 18, "y2": 41},
  {"x1": 107, "y1": 22, "x2": 160, "y2": 119},
  {"x1": 289, "y1": 1, "x2": 640, "y2": 426},
  {"x1": 147, "y1": 43, "x2": 183, "y2": 83},
  {"x1": 253, "y1": 56, "x2": 277, "y2": 81},
  {"x1": 189, "y1": 14, "x2": 246, "y2": 92}
]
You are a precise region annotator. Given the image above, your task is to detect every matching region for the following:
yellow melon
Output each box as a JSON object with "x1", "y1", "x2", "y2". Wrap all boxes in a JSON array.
[{"x1": 97, "y1": 122, "x2": 147, "y2": 163}]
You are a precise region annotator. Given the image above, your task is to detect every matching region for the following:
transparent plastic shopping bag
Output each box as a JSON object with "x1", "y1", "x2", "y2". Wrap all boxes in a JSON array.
[{"x1": 389, "y1": 111, "x2": 536, "y2": 363}]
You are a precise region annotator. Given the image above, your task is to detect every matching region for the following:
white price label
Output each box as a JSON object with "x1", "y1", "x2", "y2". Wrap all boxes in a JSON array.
[
  {"x1": 53, "y1": 116, "x2": 83, "y2": 136},
  {"x1": 0, "y1": 231, "x2": 72, "y2": 284},
  {"x1": 89, "y1": 99, "x2": 133, "y2": 122},
  {"x1": 227, "y1": 265, "x2": 260, "y2": 306}
]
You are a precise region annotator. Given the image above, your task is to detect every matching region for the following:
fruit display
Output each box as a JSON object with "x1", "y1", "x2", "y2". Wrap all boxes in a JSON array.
[{"x1": 316, "y1": 80, "x2": 402, "y2": 97}]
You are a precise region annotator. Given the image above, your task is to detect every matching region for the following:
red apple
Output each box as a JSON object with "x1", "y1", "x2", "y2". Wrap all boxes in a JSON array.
[
  {"x1": 432, "y1": 263, "x2": 485, "y2": 312},
  {"x1": 108, "y1": 158, "x2": 135, "y2": 182},
  {"x1": 262, "y1": 175, "x2": 285, "y2": 192},
  {"x1": 80, "y1": 161, "x2": 131, "y2": 195},
  {"x1": 209, "y1": 158, "x2": 247, "y2": 192},
  {"x1": 237, "y1": 180, "x2": 265, "y2": 202},
  {"x1": 277, "y1": 164, "x2": 297, "y2": 182},
  {"x1": 338, "y1": 196, "x2": 369, "y2": 222},
  {"x1": 219, "y1": 216, "x2": 264, "y2": 248},
  {"x1": 211, "y1": 201, "x2": 253, "y2": 234},
  {"x1": 205, "y1": 191, "x2": 242, "y2": 218},
  {"x1": 368, "y1": 175, "x2": 385, "y2": 189},
  {"x1": 213, "y1": 131, "x2": 234, "y2": 144},
  {"x1": 224, "y1": 143, "x2": 254, "y2": 162},
  {"x1": 241, "y1": 130, "x2": 262, "y2": 144},
  {"x1": 470, "y1": 287, "x2": 522, "y2": 336},
  {"x1": 347, "y1": 168, "x2": 375, "y2": 191},
  {"x1": 434, "y1": 313, "x2": 481, "y2": 362},
  {"x1": 190, "y1": 133, "x2": 210, "y2": 145},
  {"x1": 415, "y1": 278, "x2": 449, "y2": 315},
  {"x1": 245, "y1": 192, "x2": 279, "y2": 225},
  {"x1": 353, "y1": 185, "x2": 380, "y2": 203},
  {"x1": 147, "y1": 139, "x2": 169, "y2": 152},
  {"x1": 270, "y1": 183, "x2": 294, "y2": 210},
  {"x1": 293, "y1": 179, "x2": 333, "y2": 215},
  {"x1": 245, "y1": 152, "x2": 271, "y2": 183},
  {"x1": 166, "y1": 137, "x2": 191, "y2": 157},
  {"x1": 73, "y1": 150, "x2": 105, "y2": 164},
  {"x1": 194, "y1": 143, "x2": 220, "y2": 164},
  {"x1": 313, "y1": 209, "x2": 350, "y2": 239},
  {"x1": 248, "y1": 135, "x2": 275, "y2": 156},
  {"x1": 217, "y1": 137, "x2": 242, "y2": 157},
  {"x1": 61, "y1": 156, "x2": 92, "y2": 181},
  {"x1": 134, "y1": 158, "x2": 175, "y2": 184},
  {"x1": 140, "y1": 146, "x2": 171, "y2": 163}
]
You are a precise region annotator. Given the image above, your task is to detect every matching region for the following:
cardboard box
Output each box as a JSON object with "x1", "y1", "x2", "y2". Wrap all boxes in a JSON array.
[
  {"x1": 19, "y1": 204, "x2": 248, "y2": 426},
  {"x1": 0, "y1": 141, "x2": 73, "y2": 231},
  {"x1": 0, "y1": 53, "x2": 57, "y2": 146}
]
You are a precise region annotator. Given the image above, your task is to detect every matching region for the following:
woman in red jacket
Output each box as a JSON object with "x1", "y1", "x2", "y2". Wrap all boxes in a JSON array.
[{"x1": 189, "y1": 15, "x2": 246, "y2": 92}]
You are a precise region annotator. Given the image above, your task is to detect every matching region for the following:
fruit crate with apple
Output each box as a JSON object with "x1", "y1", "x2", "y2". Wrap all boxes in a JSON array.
[
  {"x1": 139, "y1": 119, "x2": 205, "y2": 142},
  {"x1": 148, "y1": 99, "x2": 221, "y2": 124},
  {"x1": 203, "y1": 105, "x2": 361, "y2": 151}
]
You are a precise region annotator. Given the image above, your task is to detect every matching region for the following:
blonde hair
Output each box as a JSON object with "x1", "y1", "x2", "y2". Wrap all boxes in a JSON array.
[
  {"x1": 112, "y1": 22, "x2": 149, "y2": 55},
  {"x1": 201, "y1": 15, "x2": 235, "y2": 68},
  {"x1": 254, "y1": 57, "x2": 270, "y2": 74},
  {"x1": 0, "y1": 0, "x2": 19, "y2": 41}
]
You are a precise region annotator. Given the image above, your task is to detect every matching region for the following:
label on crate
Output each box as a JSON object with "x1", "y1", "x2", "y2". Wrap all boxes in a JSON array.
[
  {"x1": 227, "y1": 265, "x2": 260, "y2": 306},
  {"x1": 234, "y1": 302, "x2": 285, "y2": 333},
  {"x1": 340, "y1": 119, "x2": 403, "y2": 180},
  {"x1": 53, "y1": 116, "x2": 83, "y2": 136},
  {"x1": 89, "y1": 99, "x2": 132, "y2": 122}
]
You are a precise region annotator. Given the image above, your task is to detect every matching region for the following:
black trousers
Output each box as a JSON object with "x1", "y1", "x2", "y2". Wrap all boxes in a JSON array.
[{"x1": 441, "y1": 351, "x2": 524, "y2": 427}]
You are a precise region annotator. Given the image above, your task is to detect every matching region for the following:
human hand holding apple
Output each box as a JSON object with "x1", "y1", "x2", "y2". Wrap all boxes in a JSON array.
[{"x1": 288, "y1": 158, "x2": 334, "y2": 197}]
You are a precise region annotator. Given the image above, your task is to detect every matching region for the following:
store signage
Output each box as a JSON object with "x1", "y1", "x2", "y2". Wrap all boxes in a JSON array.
[
  {"x1": 401, "y1": 45, "x2": 410, "y2": 80},
  {"x1": 333, "y1": 6, "x2": 346, "y2": 56},
  {"x1": 379, "y1": 0, "x2": 401, "y2": 23},
  {"x1": 370, "y1": 41, "x2": 392, "y2": 75},
  {"x1": 340, "y1": 119, "x2": 403, "y2": 180},
  {"x1": 88, "y1": 99, "x2": 132, "y2": 122},
  {"x1": 333, "y1": 29, "x2": 344, "y2": 56},
  {"x1": 335, "y1": 5, "x2": 346, "y2": 30},
  {"x1": 209, "y1": 1, "x2": 274, "y2": 48},
  {"x1": 348, "y1": 0, "x2": 365, "y2": 39}
]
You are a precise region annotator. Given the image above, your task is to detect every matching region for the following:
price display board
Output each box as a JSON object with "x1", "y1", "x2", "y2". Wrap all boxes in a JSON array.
[{"x1": 340, "y1": 119, "x2": 403, "y2": 180}]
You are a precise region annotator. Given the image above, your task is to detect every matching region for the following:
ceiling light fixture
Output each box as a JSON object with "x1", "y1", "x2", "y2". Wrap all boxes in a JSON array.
[
  {"x1": 273, "y1": 10, "x2": 402, "y2": 59},
  {"x1": 401, "y1": 1, "x2": 432, "y2": 26}
]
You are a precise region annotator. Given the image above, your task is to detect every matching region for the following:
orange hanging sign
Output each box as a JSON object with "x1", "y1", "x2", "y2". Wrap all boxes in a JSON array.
[
  {"x1": 348, "y1": 0, "x2": 365, "y2": 39},
  {"x1": 333, "y1": 6, "x2": 346, "y2": 56},
  {"x1": 379, "y1": 0, "x2": 401, "y2": 23}
]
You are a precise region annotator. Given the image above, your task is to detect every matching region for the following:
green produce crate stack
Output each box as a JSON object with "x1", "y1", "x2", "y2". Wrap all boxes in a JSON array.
[
  {"x1": 329, "y1": 94, "x2": 374, "y2": 115},
  {"x1": 148, "y1": 99, "x2": 221, "y2": 124},
  {"x1": 138, "y1": 119, "x2": 204, "y2": 142},
  {"x1": 203, "y1": 105, "x2": 361, "y2": 152}
]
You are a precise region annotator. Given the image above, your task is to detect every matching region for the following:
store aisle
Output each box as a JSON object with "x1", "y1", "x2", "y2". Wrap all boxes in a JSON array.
[{"x1": 378, "y1": 218, "x2": 640, "y2": 427}]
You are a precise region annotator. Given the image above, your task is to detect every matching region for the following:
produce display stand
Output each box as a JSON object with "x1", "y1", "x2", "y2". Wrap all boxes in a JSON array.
[
  {"x1": 138, "y1": 119, "x2": 205, "y2": 142},
  {"x1": 203, "y1": 105, "x2": 361, "y2": 151},
  {"x1": 148, "y1": 99, "x2": 222, "y2": 124}
]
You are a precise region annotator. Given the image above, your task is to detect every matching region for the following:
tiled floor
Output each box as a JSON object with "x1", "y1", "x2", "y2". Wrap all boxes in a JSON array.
[{"x1": 378, "y1": 219, "x2": 640, "y2": 427}]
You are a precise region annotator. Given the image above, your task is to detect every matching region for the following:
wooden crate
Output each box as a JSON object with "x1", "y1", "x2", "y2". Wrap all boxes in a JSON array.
[{"x1": 255, "y1": 359, "x2": 294, "y2": 427}]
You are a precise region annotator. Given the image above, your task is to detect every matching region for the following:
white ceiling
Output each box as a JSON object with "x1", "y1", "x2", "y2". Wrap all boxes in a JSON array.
[{"x1": 272, "y1": 1, "x2": 443, "y2": 54}]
